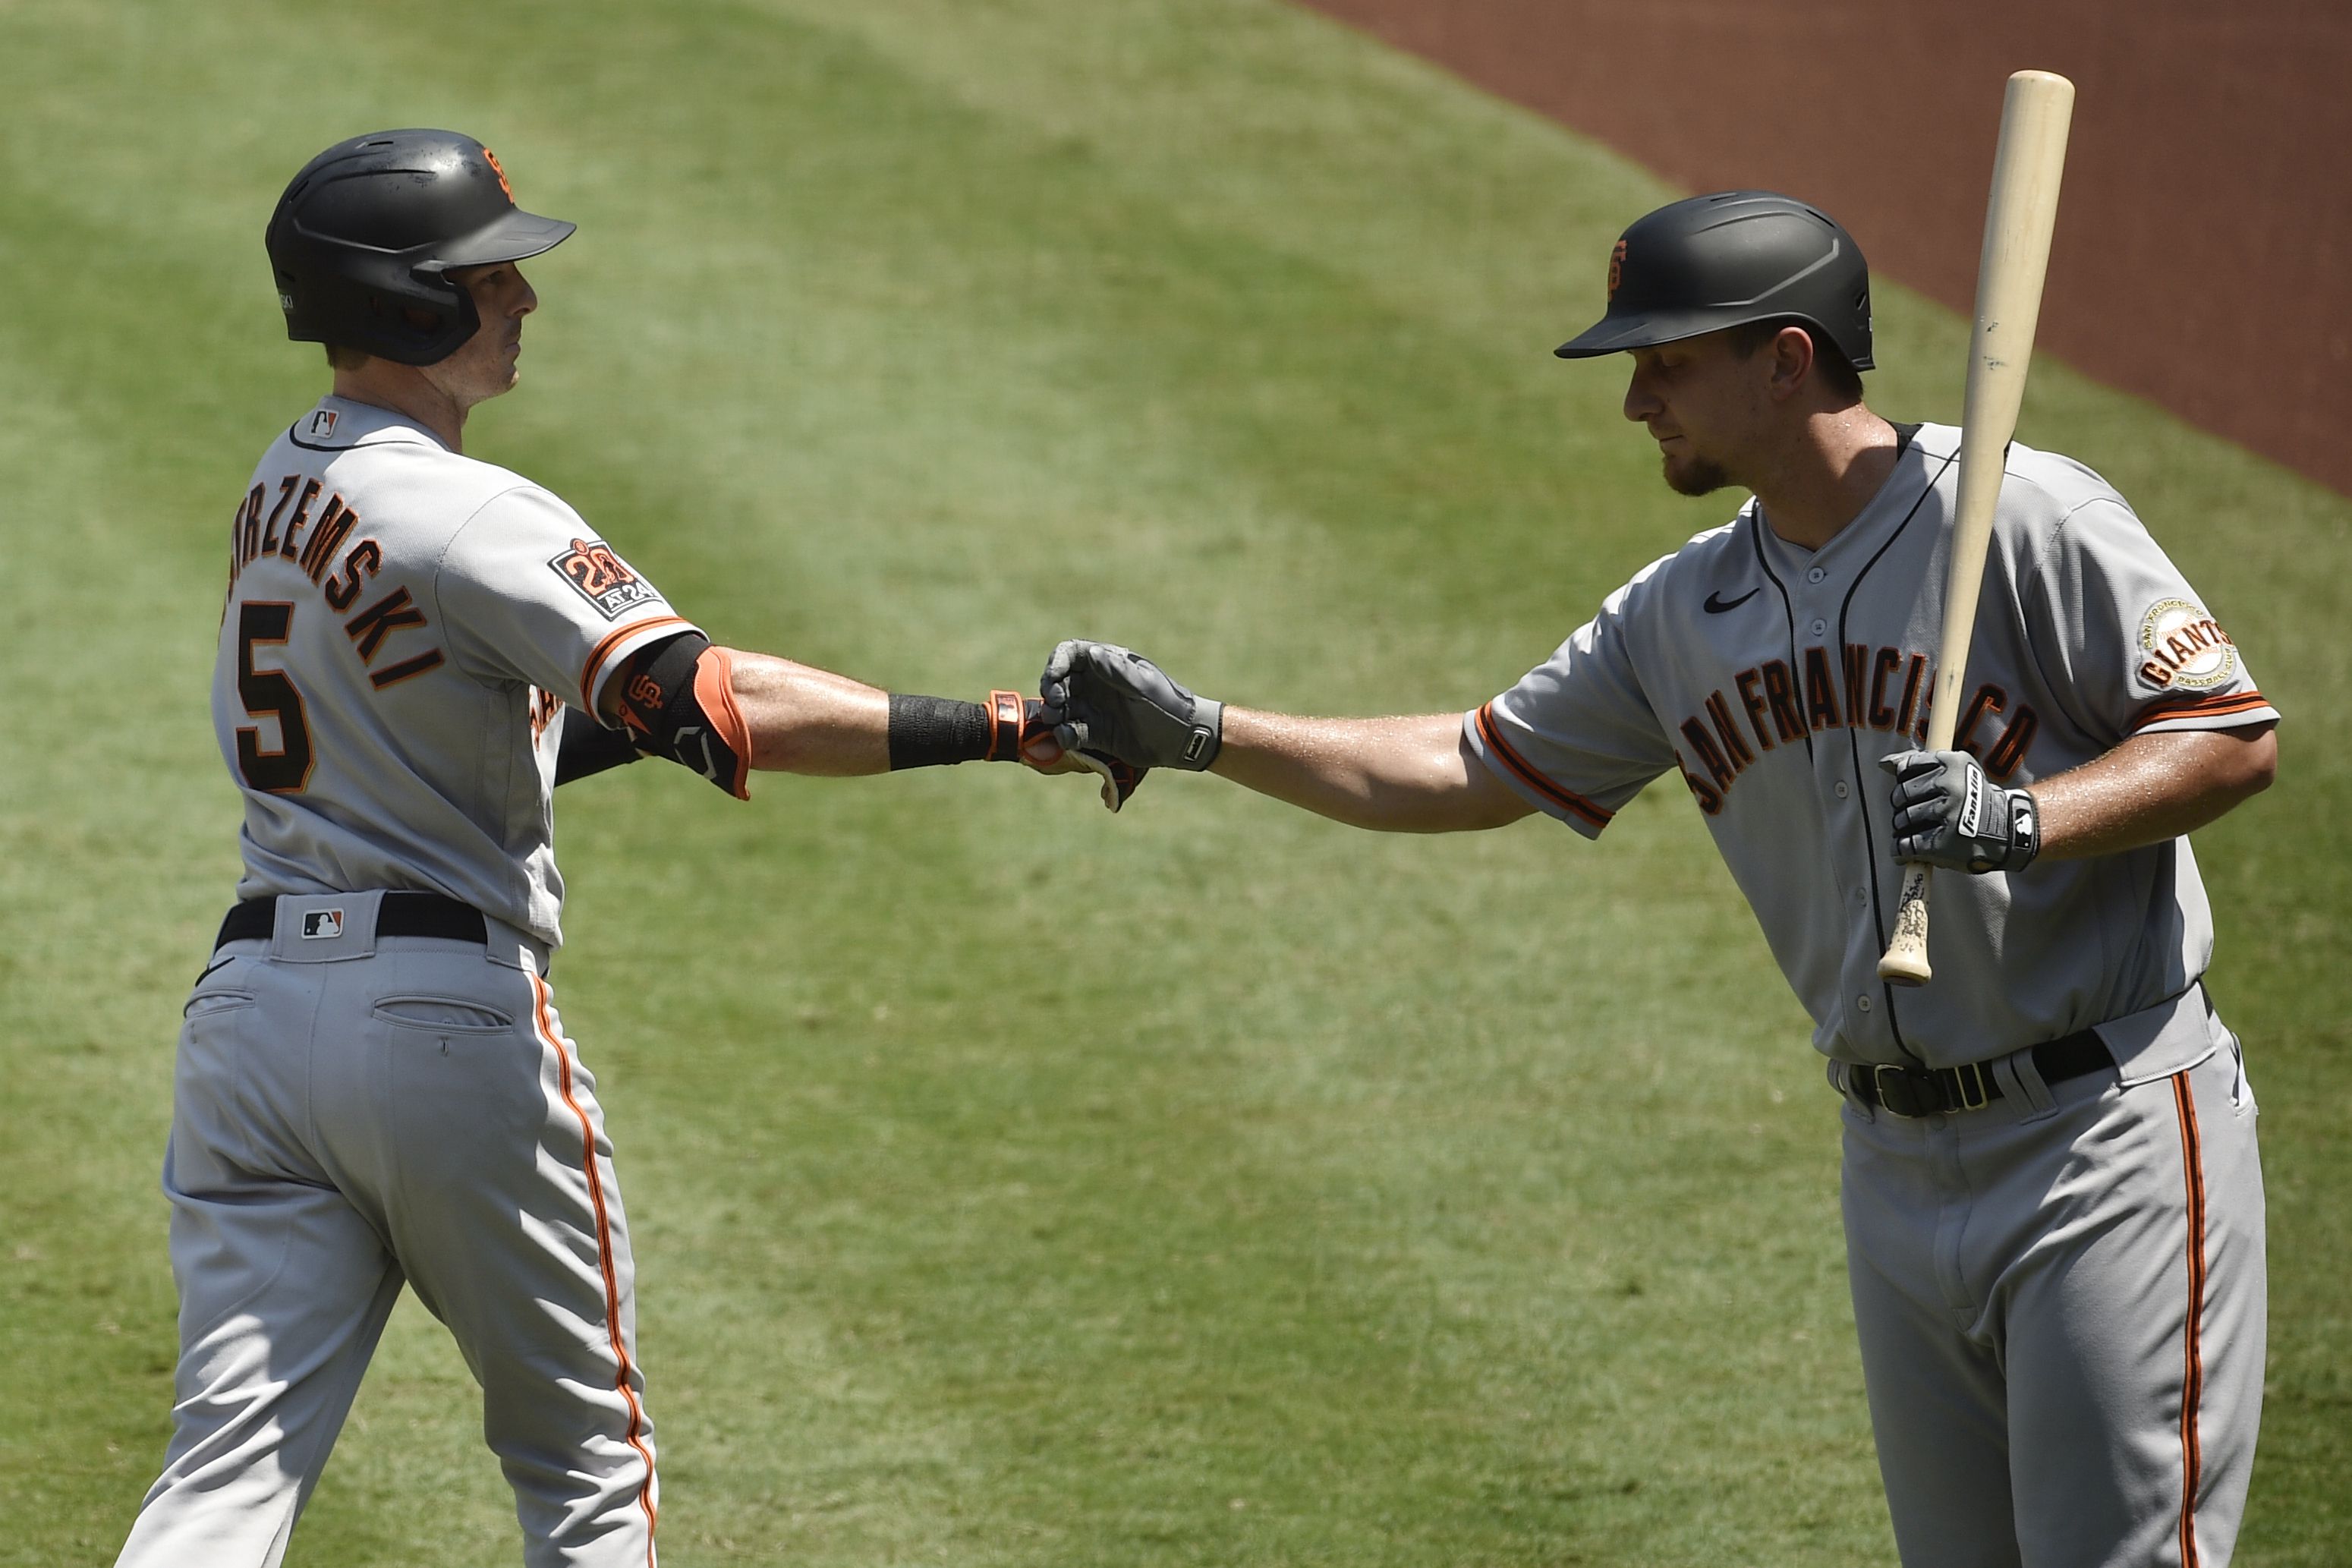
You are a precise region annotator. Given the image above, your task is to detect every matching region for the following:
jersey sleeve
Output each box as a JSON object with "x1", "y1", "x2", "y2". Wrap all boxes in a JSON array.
[
  {"x1": 1462, "y1": 581, "x2": 1680, "y2": 838},
  {"x1": 433, "y1": 486, "x2": 701, "y2": 713},
  {"x1": 2019, "y1": 496, "x2": 2277, "y2": 744}
]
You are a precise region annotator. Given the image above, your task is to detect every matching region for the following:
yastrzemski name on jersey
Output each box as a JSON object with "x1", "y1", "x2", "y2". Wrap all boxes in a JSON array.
[
  {"x1": 214, "y1": 398, "x2": 697, "y2": 948},
  {"x1": 1463, "y1": 423, "x2": 2275, "y2": 1069}
]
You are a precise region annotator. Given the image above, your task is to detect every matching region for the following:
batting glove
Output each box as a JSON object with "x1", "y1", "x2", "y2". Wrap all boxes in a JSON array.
[
  {"x1": 1038, "y1": 640, "x2": 1223, "y2": 772},
  {"x1": 986, "y1": 690, "x2": 1148, "y2": 813},
  {"x1": 1067, "y1": 748, "x2": 1150, "y2": 813},
  {"x1": 1879, "y1": 748, "x2": 2041, "y2": 874}
]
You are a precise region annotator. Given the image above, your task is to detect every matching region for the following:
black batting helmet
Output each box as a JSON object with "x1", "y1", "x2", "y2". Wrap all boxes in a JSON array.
[
  {"x1": 266, "y1": 129, "x2": 575, "y2": 366},
  {"x1": 1554, "y1": 190, "x2": 1873, "y2": 370}
]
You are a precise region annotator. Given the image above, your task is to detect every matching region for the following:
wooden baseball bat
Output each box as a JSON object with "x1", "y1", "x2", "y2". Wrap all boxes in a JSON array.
[{"x1": 1878, "y1": 69, "x2": 2075, "y2": 987}]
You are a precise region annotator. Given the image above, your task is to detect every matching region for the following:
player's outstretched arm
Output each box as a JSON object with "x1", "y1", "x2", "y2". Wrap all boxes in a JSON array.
[
  {"x1": 592, "y1": 634, "x2": 1141, "y2": 808},
  {"x1": 1040, "y1": 639, "x2": 1532, "y2": 833},
  {"x1": 715, "y1": 649, "x2": 893, "y2": 776},
  {"x1": 1213, "y1": 708, "x2": 1534, "y2": 833}
]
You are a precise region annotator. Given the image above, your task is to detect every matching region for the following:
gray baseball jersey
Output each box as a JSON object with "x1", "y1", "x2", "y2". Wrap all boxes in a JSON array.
[
  {"x1": 214, "y1": 395, "x2": 696, "y2": 949},
  {"x1": 1462, "y1": 422, "x2": 2273, "y2": 1568},
  {"x1": 1463, "y1": 422, "x2": 2275, "y2": 1069},
  {"x1": 122, "y1": 395, "x2": 685, "y2": 1566}
]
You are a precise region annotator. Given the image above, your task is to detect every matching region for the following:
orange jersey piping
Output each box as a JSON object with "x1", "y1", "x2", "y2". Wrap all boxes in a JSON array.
[
  {"x1": 531, "y1": 974, "x2": 658, "y2": 1561},
  {"x1": 2170, "y1": 1070, "x2": 2208, "y2": 1568},
  {"x1": 1474, "y1": 702, "x2": 1614, "y2": 830},
  {"x1": 579, "y1": 616, "x2": 693, "y2": 713},
  {"x1": 2130, "y1": 689, "x2": 2272, "y2": 732}
]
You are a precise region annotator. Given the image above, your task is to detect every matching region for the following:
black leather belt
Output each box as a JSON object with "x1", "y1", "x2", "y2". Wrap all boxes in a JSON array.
[
  {"x1": 215, "y1": 893, "x2": 488, "y2": 949},
  {"x1": 1845, "y1": 1031, "x2": 2111, "y2": 1119}
]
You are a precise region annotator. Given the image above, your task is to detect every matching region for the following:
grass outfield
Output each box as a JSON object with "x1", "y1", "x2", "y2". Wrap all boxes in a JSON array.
[{"x1": 2, "y1": 2, "x2": 2344, "y2": 1563}]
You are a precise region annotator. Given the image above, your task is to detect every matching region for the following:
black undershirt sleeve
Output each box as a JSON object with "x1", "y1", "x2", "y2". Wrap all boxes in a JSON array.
[{"x1": 553, "y1": 707, "x2": 643, "y2": 786}]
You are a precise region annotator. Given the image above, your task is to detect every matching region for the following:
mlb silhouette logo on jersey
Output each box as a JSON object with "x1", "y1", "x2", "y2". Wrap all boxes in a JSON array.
[
  {"x1": 301, "y1": 908, "x2": 345, "y2": 940},
  {"x1": 307, "y1": 409, "x2": 338, "y2": 440},
  {"x1": 549, "y1": 538, "x2": 660, "y2": 619}
]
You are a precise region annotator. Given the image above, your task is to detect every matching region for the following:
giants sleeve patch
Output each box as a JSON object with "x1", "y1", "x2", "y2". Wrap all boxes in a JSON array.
[
  {"x1": 2136, "y1": 598, "x2": 2237, "y2": 691},
  {"x1": 549, "y1": 538, "x2": 660, "y2": 620}
]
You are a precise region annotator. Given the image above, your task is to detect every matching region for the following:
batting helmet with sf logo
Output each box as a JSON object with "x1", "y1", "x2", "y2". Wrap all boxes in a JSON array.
[
  {"x1": 266, "y1": 128, "x2": 575, "y2": 367},
  {"x1": 1554, "y1": 190, "x2": 1875, "y2": 371}
]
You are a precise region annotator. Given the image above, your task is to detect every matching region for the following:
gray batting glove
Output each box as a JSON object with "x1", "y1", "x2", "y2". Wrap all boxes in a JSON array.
[
  {"x1": 1880, "y1": 748, "x2": 2041, "y2": 874},
  {"x1": 1038, "y1": 640, "x2": 1223, "y2": 771}
]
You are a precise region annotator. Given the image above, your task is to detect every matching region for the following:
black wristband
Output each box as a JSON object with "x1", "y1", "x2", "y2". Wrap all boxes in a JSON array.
[
  {"x1": 2007, "y1": 789, "x2": 2042, "y2": 871},
  {"x1": 886, "y1": 694, "x2": 992, "y2": 770}
]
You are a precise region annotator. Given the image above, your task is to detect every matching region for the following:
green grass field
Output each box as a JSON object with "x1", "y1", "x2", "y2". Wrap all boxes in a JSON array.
[{"x1": 3, "y1": 1, "x2": 2344, "y2": 1562}]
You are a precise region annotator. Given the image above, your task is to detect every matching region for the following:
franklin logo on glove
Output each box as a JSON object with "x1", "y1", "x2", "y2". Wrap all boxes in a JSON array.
[{"x1": 1881, "y1": 748, "x2": 2040, "y2": 874}]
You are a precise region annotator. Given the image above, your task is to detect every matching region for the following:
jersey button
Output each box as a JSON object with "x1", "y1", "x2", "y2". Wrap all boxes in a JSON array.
[
  {"x1": 1810, "y1": 617, "x2": 1828, "y2": 637},
  {"x1": 1856, "y1": 995, "x2": 1874, "y2": 1012},
  {"x1": 1834, "y1": 781, "x2": 1850, "y2": 799},
  {"x1": 1806, "y1": 567, "x2": 1827, "y2": 584}
]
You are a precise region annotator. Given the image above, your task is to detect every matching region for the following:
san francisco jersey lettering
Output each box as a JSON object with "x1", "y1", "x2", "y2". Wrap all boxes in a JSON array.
[{"x1": 1463, "y1": 423, "x2": 2275, "y2": 1067}]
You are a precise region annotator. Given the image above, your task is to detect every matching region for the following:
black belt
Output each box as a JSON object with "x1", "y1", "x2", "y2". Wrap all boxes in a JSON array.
[
  {"x1": 215, "y1": 893, "x2": 487, "y2": 949},
  {"x1": 1845, "y1": 1031, "x2": 2111, "y2": 1119}
]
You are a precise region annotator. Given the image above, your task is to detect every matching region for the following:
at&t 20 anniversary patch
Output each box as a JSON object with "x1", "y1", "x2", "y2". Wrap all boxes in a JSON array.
[{"x1": 549, "y1": 537, "x2": 660, "y2": 619}]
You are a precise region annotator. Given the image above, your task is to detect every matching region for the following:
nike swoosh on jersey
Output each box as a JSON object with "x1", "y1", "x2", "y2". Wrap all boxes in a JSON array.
[{"x1": 1703, "y1": 587, "x2": 1762, "y2": 613}]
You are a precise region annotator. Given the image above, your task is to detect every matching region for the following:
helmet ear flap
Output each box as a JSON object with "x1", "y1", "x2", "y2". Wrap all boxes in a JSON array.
[
  {"x1": 372, "y1": 274, "x2": 480, "y2": 366},
  {"x1": 383, "y1": 262, "x2": 481, "y2": 365},
  {"x1": 287, "y1": 255, "x2": 479, "y2": 366}
]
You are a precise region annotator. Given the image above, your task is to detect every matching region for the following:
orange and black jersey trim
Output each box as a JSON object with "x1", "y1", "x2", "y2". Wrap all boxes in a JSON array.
[
  {"x1": 579, "y1": 616, "x2": 694, "y2": 713},
  {"x1": 1473, "y1": 702, "x2": 1614, "y2": 832},
  {"x1": 2130, "y1": 689, "x2": 2273, "y2": 733}
]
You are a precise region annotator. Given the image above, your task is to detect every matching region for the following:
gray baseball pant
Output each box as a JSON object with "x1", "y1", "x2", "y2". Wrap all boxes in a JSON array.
[
  {"x1": 115, "y1": 895, "x2": 658, "y2": 1567},
  {"x1": 1840, "y1": 1035, "x2": 2264, "y2": 1568}
]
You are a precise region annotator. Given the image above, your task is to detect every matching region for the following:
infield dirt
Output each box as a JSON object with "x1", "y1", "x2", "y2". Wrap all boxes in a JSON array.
[{"x1": 1298, "y1": 0, "x2": 2352, "y2": 499}]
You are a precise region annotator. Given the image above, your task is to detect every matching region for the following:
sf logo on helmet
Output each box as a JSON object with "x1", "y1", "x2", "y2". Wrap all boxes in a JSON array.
[
  {"x1": 1607, "y1": 238, "x2": 1627, "y2": 301},
  {"x1": 480, "y1": 146, "x2": 516, "y2": 203}
]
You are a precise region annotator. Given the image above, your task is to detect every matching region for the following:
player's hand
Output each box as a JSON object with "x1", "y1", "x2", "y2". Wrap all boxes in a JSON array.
[
  {"x1": 1062, "y1": 748, "x2": 1150, "y2": 813},
  {"x1": 1037, "y1": 640, "x2": 1223, "y2": 772},
  {"x1": 1880, "y1": 749, "x2": 2041, "y2": 874},
  {"x1": 992, "y1": 691, "x2": 1148, "y2": 812}
]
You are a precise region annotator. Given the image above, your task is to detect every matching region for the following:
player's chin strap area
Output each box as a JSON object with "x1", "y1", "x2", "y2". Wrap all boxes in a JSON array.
[{"x1": 615, "y1": 632, "x2": 752, "y2": 799}]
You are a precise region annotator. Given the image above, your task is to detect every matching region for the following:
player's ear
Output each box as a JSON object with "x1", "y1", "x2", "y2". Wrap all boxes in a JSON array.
[{"x1": 1768, "y1": 325, "x2": 1817, "y2": 401}]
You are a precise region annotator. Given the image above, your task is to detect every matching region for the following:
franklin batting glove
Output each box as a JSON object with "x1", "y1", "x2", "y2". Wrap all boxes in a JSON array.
[
  {"x1": 1038, "y1": 640, "x2": 1223, "y2": 772},
  {"x1": 1880, "y1": 748, "x2": 2041, "y2": 874}
]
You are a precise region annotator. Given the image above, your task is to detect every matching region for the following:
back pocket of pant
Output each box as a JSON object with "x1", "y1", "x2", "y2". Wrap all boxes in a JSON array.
[
  {"x1": 184, "y1": 988, "x2": 257, "y2": 1019},
  {"x1": 372, "y1": 995, "x2": 516, "y2": 1034}
]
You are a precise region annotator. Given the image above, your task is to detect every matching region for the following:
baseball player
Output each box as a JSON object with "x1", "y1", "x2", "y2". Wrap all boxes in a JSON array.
[
  {"x1": 117, "y1": 128, "x2": 1132, "y2": 1568},
  {"x1": 1041, "y1": 192, "x2": 2277, "y2": 1567}
]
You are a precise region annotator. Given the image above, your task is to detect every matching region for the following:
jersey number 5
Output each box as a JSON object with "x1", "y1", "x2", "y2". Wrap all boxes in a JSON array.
[{"x1": 236, "y1": 601, "x2": 314, "y2": 793}]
